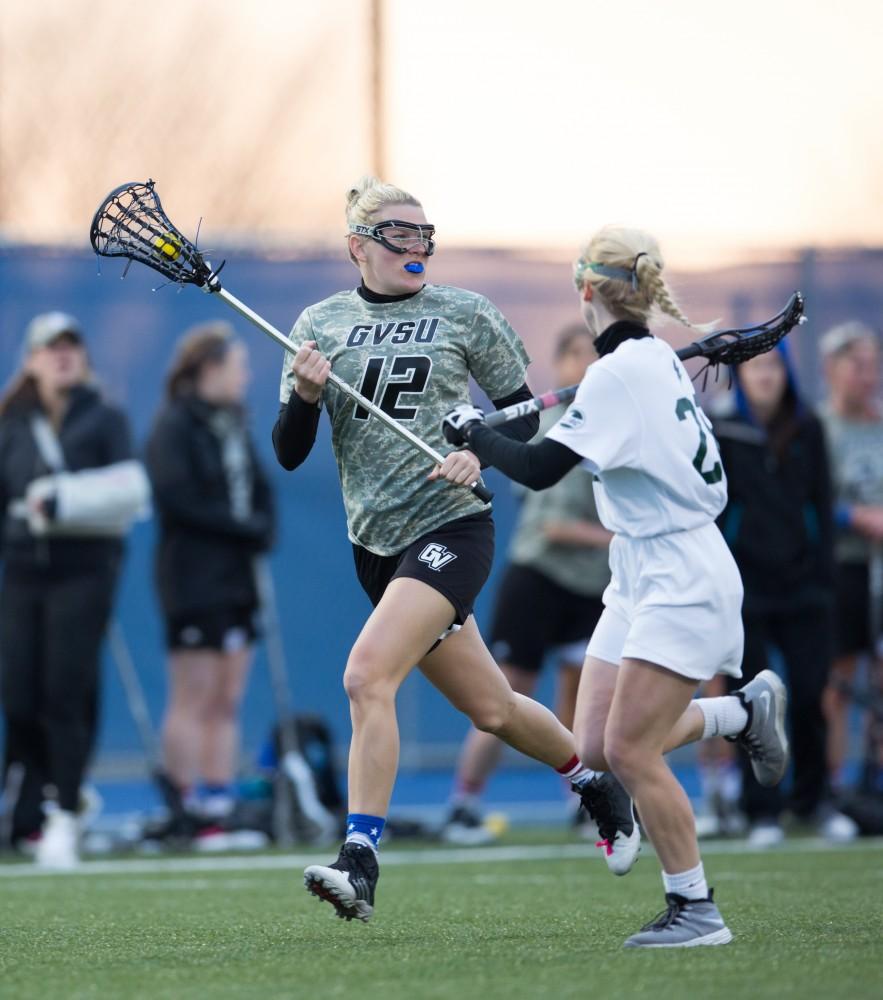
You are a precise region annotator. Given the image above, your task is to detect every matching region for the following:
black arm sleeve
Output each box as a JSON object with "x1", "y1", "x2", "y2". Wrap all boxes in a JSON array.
[
  {"x1": 491, "y1": 383, "x2": 540, "y2": 443},
  {"x1": 467, "y1": 424, "x2": 582, "y2": 490},
  {"x1": 272, "y1": 393, "x2": 321, "y2": 471}
]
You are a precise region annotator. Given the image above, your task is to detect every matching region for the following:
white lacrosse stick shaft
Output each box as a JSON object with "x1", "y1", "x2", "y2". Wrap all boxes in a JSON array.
[{"x1": 210, "y1": 287, "x2": 492, "y2": 502}]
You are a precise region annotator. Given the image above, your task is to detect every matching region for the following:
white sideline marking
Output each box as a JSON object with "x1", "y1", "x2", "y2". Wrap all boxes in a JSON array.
[{"x1": 0, "y1": 836, "x2": 880, "y2": 880}]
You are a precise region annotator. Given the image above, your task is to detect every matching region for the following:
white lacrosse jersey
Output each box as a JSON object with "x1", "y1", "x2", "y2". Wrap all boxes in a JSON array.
[{"x1": 546, "y1": 336, "x2": 727, "y2": 538}]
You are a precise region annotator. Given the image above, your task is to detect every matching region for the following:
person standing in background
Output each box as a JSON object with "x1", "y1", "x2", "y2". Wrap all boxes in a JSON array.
[
  {"x1": 818, "y1": 322, "x2": 883, "y2": 797},
  {"x1": 713, "y1": 343, "x2": 856, "y2": 844},
  {"x1": 146, "y1": 323, "x2": 274, "y2": 836},
  {"x1": 443, "y1": 325, "x2": 612, "y2": 844},
  {"x1": 0, "y1": 312, "x2": 148, "y2": 868}
]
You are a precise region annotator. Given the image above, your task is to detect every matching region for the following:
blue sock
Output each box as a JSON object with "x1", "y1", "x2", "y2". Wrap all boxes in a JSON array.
[
  {"x1": 345, "y1": 813, "x2": 386, "y2": 851},
  {"x1": 200, "y1": 782, "x2": 234, "y2": 799}
]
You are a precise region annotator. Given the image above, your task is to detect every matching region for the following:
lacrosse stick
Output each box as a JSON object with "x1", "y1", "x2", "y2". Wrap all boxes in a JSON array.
[
  {"x1": 89, "y1": 180, "x2": 492, "y2": 503},
  {"x1": 870, "y1": 543, "x2": 883, "y2": 661},
  {"x1": 106, "y1": 621, "x2": 191, "y2": 824},
  {"x1": 485, "y1": 293, "x2": 806, "y2": 428},
  {"x1": 253, "y1": 557, "x2": 339, "y2": 845}
]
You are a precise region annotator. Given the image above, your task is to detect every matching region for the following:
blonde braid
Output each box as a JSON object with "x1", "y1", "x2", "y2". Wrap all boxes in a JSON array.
[
  {"x1": 634, "y1": 256, "x2": 710, "y2": 332},
  {"x1": 577, "y1": 225, "x2": 715, "y2": 333}
]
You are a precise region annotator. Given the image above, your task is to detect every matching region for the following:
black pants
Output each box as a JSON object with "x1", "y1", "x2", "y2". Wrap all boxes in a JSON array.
[
  {"x1": 728, "y1": 606, "x2": 832, "y2": 821},
  {"x1": 1, "y1": 563, "x2": 118, "y2": 838}
]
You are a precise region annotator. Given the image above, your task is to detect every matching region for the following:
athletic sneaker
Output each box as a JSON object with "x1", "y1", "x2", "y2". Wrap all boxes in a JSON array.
[
  {"x1": 573, "y1": 773, "x2": 640, "y2": 875},
  {"x1": 747, "y1": 820, "x2": 785, "y2": 849},
  {"x1": 304, "y1": 842, "x2": 379, "y2": 922},
  {"x1": 726, "y1": 669, "x2": 789, "y2": 787},
  {"x1": 623, "y1": 890, "x2": 733, "y2": 948},
  {"x1": 814, "y1": 803, "x2": 859, "y2": 844},
  {"x1": 35, "y1": 809, "x2": 78, "y2": 871},
  {"x1": 441, "y1": 804, "x2": 497, "y2": 846}
]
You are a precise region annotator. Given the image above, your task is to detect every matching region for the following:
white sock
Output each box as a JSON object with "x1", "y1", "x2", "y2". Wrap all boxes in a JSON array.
[
  {"x1": 450, "y1": 792, "x2": 482, "y2": 812},
  {"x1": 573, "y1": 769, "x2": 599, "y2": 789},
  {"x1": 696, "y1": 696, "x2": 748, "y2": 740},
  {"x1": 345, "y1": 831, "x2": 378, "y2": 855},
  {"x1": 663, "y1": 862, "x2": 708, "y2": 901},
  {"x1": 559, "y1": 761, "x2": 597, "y2": 787}
]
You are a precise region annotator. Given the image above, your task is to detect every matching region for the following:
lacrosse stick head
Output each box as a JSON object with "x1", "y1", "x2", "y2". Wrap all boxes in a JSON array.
[
  {"x1": 685, "y1": 292, "x2": 806, "y2": 373},
  {"x1": 90, "y1": 180, "x2": 222, "y2": 288}
]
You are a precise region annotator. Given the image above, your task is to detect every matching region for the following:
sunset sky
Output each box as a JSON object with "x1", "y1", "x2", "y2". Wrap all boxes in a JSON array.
[
  {"x1": 386, "y1": 0, "x2": 883, "y2": 263},
  {"x1": 1, "y1": 0, "x2": 881, "y2": 266}
]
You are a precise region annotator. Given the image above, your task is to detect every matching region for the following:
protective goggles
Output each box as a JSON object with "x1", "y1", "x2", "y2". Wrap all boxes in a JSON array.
[{"x1": 349, "y1": 220, "x2": 436, "y2": 256}]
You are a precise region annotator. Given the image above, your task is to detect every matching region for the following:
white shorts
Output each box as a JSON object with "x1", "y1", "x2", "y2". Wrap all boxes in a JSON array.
[{"x1": 586, "y1": 522, "x2": 744, "y2": 682}]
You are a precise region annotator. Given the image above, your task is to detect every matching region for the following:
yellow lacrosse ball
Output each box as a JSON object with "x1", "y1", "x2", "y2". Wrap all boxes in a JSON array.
[
  {"x1": 153, "y1": 233, "x2": 182, "y2": 260},
  {"x1": 484, "y1": 812, "x2": 510, "y2": 838}
]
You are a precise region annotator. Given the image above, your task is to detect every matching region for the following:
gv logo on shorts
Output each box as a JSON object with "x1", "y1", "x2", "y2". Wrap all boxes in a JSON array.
[{"x1": 418, "y1": 542, "x2": 458, "y2": 572}]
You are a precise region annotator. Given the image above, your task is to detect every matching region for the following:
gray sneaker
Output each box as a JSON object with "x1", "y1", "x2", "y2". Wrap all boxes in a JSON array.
[
  {"x1": 623, "y1": 891, "x2": 733, "y2": 948},
  {"x1": 726, "y1": 669, "x2": 789, "y2": 787}
]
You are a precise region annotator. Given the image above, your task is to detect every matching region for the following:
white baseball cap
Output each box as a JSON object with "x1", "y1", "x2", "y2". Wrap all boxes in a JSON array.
[
  {"x1": 24, "y1": 312, "x2": 84, "y2": 352},
  {"x1": 819, "y1": 320, "x2": 877, "y2": 358}
]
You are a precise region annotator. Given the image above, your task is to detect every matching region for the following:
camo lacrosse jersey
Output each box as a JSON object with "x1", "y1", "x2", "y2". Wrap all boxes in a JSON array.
[{"x1": 279, "y1": 285, "x2": 530, "y2": 555}]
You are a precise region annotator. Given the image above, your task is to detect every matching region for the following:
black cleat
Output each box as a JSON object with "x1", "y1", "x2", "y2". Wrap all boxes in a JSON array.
[
  {"x1": 441, "y1": 804, "x2": 497, "y2": 845},
  {"x1": 573, "y1": 772, "x2": 640, "y2": 875},
  {"x1": 304, "y1": 842, "x2": 379, "y2": 922}
]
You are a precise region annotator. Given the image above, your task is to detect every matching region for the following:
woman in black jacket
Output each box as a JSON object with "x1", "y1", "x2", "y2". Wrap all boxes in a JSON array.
[
  {"x1": 713, "y1": 341, "x2": 855, "y2": 843},
  {"x1": 147, "y1": 323, "x2": 274, "y2": 830},
  {"x1": 0, "y1": 311, "x2": 148, "y2": 868}
]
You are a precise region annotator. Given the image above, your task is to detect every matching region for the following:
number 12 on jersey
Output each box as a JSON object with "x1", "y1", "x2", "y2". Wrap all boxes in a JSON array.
[
  {"x1": 675, "y1": 396, "x2": 723, "y2": 485},
  {"x1": 353, "y1": 355, "x2": 433, "y2": 421}
]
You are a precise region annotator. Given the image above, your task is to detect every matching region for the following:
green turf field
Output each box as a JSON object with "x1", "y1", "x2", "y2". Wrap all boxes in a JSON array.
[{"x1": 1, "y1": 836, "x2": 881, "y2": 999}]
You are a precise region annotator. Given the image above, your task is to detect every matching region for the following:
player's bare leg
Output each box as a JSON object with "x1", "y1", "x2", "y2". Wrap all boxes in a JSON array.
[
  {"x1": 420, "y1": 618, "x2": 575, "y2": 765},
  {"x1": 304, "y1": 578, "x2": 456, "y2": 922},
  {"x1": 444, "y1": 661, "x2": 538, "y2": 844},
  {"x1": 604, "y1": 657, "x2": 731, "y2": 947},
  {"x1": 421, "y1": 622, "x2": 639, "y2": 874},
  {"x1": 576, "y1": 655, "x2": 781, "y2": 766}
]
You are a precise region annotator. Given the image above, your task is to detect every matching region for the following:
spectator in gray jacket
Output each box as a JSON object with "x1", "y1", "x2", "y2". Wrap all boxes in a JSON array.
[{"x1": 818, "y1": 321, "x2": 883, "y2": 796}]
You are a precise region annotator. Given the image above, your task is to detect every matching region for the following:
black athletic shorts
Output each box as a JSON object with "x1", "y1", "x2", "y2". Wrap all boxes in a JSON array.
[
  {"x1": 833, "y1": 560, "x2": 882, "y2": 657},
  {"x1": 489, "y1": 563, "x2": 604, "y2": 674},
  {"x1": 166, "y1": 605, "x2": 259, "y2": 652},
  {"x1": 352, "y1": 511, "x2": 495, "y2": 627}
]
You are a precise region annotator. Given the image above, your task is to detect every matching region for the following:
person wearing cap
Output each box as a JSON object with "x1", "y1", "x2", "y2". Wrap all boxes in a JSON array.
[
  {"x1": 0, "y1": 312, "x2": 149, "y2": 868},
  {"x1": 818, "y1": 321, "x2": 883, "y2": 795}
]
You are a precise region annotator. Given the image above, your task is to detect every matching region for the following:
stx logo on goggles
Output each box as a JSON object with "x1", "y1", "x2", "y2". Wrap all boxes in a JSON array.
[{"x1": 349, "y1": 220, "x2": 436, "y2": 256}]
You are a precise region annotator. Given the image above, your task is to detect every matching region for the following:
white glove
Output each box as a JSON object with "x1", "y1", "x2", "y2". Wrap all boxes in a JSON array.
[{"x1": 441, "y1": 403, "x2": 486, "y2": 446}]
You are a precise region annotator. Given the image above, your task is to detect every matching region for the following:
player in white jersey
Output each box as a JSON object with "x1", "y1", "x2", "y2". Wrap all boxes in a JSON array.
[
  {"x1": 443, "y1": 225, "x2": 791, "y2": 948},
  {"x1": 272, "y1": 179, "x2": 638, "y2": 923}
]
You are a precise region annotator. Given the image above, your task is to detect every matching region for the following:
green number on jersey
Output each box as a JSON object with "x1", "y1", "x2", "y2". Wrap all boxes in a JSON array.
[{"x1": 675, "y1": 396, "x2": 723, "y2": 485}]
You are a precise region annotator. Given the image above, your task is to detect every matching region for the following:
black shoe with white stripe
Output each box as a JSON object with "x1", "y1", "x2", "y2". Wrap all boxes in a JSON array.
[
  {"x1": 573, "y1": 772, "x2": 640, "y2": 875},
  {"x1": 304, "y1": 842, "x2": 379, "y2": 922}
]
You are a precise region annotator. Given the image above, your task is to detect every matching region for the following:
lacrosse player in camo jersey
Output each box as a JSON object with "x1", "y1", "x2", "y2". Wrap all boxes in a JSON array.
[
  {"x1": 273, "y1": 177, "x2": 639, "y2": 923},
  {"x1": 442, "y1": 225, "x2": 791, "y2": 948}
]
